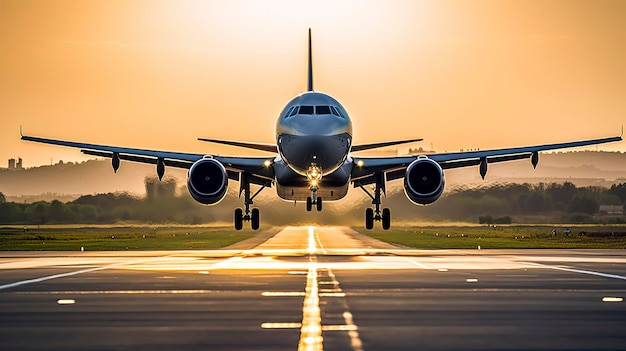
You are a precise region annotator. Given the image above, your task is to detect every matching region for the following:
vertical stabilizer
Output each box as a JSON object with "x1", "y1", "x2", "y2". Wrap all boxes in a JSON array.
[{"x1": 307, "y1": 28, "x2": 313, "y2": 92}]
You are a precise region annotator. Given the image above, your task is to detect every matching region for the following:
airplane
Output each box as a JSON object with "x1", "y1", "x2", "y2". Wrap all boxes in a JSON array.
[{"x1": 22, "y1": 29, "x2": 622, "y2": 230}]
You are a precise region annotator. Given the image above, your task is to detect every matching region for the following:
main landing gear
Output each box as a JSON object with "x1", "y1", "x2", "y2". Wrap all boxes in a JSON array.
[
  {"x1": 357, "y1": 173, "x2": 391, "y2": 230},
  {"x1": 234, "y1": 173, "x2": 269, "y2": 231}
]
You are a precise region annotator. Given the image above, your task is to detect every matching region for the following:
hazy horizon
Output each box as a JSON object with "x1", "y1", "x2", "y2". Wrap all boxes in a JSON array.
[{"x1": 2, "y1": 0, "x2": 625, "y2": 167}]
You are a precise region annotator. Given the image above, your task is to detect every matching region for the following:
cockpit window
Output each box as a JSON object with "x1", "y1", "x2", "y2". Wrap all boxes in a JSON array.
[
  {"x1": 315, "y1": 106, "x2": 331, "y2": 115},
  {"x1": 289, "y1": 106, "x2": 299, "y2": 117},
  {"x1": 331, "y1": 106, "x2": 345, "y2": 118},
  {"x1": 299, "y1": 105, "x2": 314, "y2": 114}
]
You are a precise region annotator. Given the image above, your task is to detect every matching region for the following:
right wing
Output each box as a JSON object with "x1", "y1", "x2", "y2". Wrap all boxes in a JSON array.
[
  {"x1": 351, "y1": 132, "x2": 623, "y2": 185},
  {"x1": 21, "y1": 134, "x2": 275, "y2": 185}
]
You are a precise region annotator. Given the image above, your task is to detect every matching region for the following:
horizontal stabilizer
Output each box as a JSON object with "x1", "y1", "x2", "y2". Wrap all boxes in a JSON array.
[
  {"x1": 351, "y1": 138, "x2": 423, "y2": 152},
  {"x1": 198, "y1": 138, "x2": 278, "y2": 153}
]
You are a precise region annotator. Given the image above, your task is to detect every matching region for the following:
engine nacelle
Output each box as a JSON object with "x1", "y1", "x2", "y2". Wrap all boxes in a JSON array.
[
  {"x1": 404, "y1": 156, "x2": 445, "y2": 205},
  {"x1": 187, "y1": 158, "x2": 228, "y2": 205}
]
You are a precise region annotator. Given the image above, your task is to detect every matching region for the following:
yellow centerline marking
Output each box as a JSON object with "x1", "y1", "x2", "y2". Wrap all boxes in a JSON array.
[{"x1": 298, "y1": 227, "x2": 324, "y2": 351}]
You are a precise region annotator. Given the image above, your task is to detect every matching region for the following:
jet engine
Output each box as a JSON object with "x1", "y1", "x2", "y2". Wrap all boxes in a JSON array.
[
  {"x1": 404, "y1": 156, "x2": 445, "y2": 205},
  {"x1": 187, "y1": 158, "x2": 228, "y2": 205}
]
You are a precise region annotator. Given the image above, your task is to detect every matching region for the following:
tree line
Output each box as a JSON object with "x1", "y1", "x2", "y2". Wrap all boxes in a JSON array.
[{"x1": 1, "y1": 179, "x2": 625, "y2": 225}]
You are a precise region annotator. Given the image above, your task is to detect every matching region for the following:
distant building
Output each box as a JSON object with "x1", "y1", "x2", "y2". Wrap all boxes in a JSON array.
[
  {"x1": 599, "y1": 205, "x2": 624, "y2": 215},
  {"x1": 7, "y1": 158, "x2": 23, "y2": 170}
]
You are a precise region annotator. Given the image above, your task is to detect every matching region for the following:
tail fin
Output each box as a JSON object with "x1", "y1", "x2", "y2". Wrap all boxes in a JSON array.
[{"x1": 307, "y1": 28, "x2": 313, "y2": 92}]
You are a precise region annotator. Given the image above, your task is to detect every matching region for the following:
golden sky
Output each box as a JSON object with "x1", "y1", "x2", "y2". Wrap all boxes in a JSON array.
[{"x1": 2, "y1": 0, "x2": 625, "y2": 167}]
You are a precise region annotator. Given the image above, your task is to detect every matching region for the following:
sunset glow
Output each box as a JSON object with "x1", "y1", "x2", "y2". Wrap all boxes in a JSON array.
[{"x1": 2, "y1": 0, "x2": 624, "y2": 167}]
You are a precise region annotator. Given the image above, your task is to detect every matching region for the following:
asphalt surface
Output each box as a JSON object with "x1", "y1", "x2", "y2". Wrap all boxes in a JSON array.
[{"x1": 1, "y1": 226, "x2": 625, "y2": 351}]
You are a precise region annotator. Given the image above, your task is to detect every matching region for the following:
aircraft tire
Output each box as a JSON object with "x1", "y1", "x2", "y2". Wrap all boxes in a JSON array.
[
  {"x1": 316, "y1": 197, "x2": 323, "y2": 211},
  {"x1": 251, "y1": 208, "x2": 260, "y2": 230},
  {"x1": 382, "y1": 208, "x2": 391, "y2": 230},
  {"x1": 306, "y1": 197, "x2": 313, "y2": 212},
  {"x1": 365, "y1": 208, "x2": 374, "y2": 230},
  {"x1": 234, "y1": 208, "x2": 244, "y2": 231}
]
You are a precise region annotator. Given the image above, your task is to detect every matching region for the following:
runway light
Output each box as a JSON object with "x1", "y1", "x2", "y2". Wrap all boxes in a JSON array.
[
  {"x1": 261, "y1": 322, "x2": 301, "y2": 329},
  {"x1": 438, "y1": 268, "x2": 448, "y2": 272},
  {"x1": 602, "y1": 297, "x2": 623, "y2": 302},
  {"x1": 323, "y1": 325, "x2": 358, "y2": 331},
  {"x1": 57, "y1": 299, "x2": 75, "y2": 305},
  {"x1": 198, "y1": 271, "x2": 209, "y2": 275},
  {"x1": 262, "y1": 291, "x2": 305, "y2": 297},
  {"x1": 466, "y1": 278, "x2": 479, "y2": 283},
  {"x1": 319, "y1": 292, "x2": 346, "y2": 297}
]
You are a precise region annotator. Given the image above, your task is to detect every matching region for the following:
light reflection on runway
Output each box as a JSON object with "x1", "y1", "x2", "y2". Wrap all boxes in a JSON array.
[{"x1": 1, "y1": 226, "x2": 626, "y2": 351}]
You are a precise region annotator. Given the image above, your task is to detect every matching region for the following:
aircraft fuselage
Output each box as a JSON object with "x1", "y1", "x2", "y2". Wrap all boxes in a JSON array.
[{"x1": 275, "y1": 91, "x2": 353, "y2": 201}]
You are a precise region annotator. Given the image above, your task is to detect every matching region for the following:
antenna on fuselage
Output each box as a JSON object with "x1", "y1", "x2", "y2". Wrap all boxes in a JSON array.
[{"x1": 307, "y1": 28, "x2": 313, "y2": 92}]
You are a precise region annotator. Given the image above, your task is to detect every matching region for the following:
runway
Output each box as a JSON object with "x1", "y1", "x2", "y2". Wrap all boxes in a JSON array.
[{"x1": 1, "y1": 226, "x2": 625, "y2": 351}]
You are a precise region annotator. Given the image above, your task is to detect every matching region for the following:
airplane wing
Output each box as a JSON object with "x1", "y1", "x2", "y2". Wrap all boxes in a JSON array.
[
  {"x1": 351, "y1": 133, "x2": 623, "y2": 185},
  {"x1": 21, "y1": 134, "x2": 275, "y2": 185}
]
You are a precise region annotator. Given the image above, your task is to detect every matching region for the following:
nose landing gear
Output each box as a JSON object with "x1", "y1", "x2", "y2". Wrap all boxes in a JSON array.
[
  {"x1": 306, "y1": 193, "x2": 323, "y2": 212},
  {"x1": 306, "y1": 164, "x2": 323, "y2": 212}
]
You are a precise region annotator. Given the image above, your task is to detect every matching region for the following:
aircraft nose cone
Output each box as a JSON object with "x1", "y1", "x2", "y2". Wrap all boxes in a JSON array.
[{"x1": 294, "y1": 115, "x2": 344, "y2": 136}]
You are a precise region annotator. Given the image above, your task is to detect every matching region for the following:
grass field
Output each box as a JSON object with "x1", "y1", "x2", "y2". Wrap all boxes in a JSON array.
[
  {"x1": 0, "y1": 226, "x2": 253, "y2": 251},
  {"x1": 2, "y1": 224, "x2": 626, "y2": 251},
  {"x1": 356, "y1": 225, "x2": 626, "y2": 249}
]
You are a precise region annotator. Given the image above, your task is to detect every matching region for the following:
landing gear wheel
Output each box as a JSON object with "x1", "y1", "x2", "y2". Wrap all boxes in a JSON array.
[
  {"x1": 316, "y1": 197, "x2": 323, "y2": 212},
  {"x1": 234, "y1": 208, "x2": 243, "y2": 231},
  {"x1": 382, "y1": 208, "x2": 391, "y2": 230},
  {"x1": 365, "y1": 208, "x2": 374, "y2": 230},
  {"x1": 306, "y1": 197, "x2": 313, "y2": 212},
  {"x1": 251, "y1": 208, "x2": 260, "y2": 230}
]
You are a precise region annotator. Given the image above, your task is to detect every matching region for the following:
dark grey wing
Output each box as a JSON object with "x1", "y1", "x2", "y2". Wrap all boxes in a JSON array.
[
  {"x1": 197, "y1": 138, "x2": 278, "y2": 153},
  {"x1": 351, "y1": 134, "x2": 622, "y2": 185},
  {"x1": 351, "y1": 138, "x2": 423, "y2": 152},
  {"x1": 21, "y1": 134, "x2": 275, "y2": 185}
]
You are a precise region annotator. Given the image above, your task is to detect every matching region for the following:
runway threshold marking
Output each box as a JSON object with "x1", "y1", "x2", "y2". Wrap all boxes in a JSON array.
[
  {"x1": 0, "y1": 255, "x2": 172, "y2": 291},
  {"x1": 527, "y1": 262, "x2": 626, "y2": 281},
  {"x1": 399, "y1": 256, "x2": 431, "y2": 269}
]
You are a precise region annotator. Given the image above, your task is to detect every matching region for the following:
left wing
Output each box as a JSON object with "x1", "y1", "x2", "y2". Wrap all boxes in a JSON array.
[
  {"x1": 351, "y1": 133, "x2": 623, "y2": 185},
  {"x1": 21, "y1": 134, "x2": 275, "y2": 185}
]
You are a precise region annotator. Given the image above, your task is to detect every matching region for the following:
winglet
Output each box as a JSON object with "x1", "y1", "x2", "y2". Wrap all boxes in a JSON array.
[
  {"x1": 19, "y1": 125, "x2": 24, "y2": 138},
  {"x1": 621, "y1": 125, "x2": 624, "y2": 139},
  {"x1": 307, "y1": 28, "x2": 313, "y2": 92}
]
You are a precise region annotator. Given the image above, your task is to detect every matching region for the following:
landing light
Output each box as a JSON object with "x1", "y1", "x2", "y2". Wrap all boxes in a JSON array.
[
  {"x1": 264, "y1": 160, "x2": 271, "y2": 167},
  {"x1": 357, "y1": 160, "x2": 364, "y2": 167}
]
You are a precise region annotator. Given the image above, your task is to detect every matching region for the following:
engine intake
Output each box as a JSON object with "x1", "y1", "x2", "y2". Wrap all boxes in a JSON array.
[
  {"x1": 187, "y1": 158, "x2": 228, "y2": 205},
  {"x1": 404, "y1": 156, "x2": 445, "y2": 205}
]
